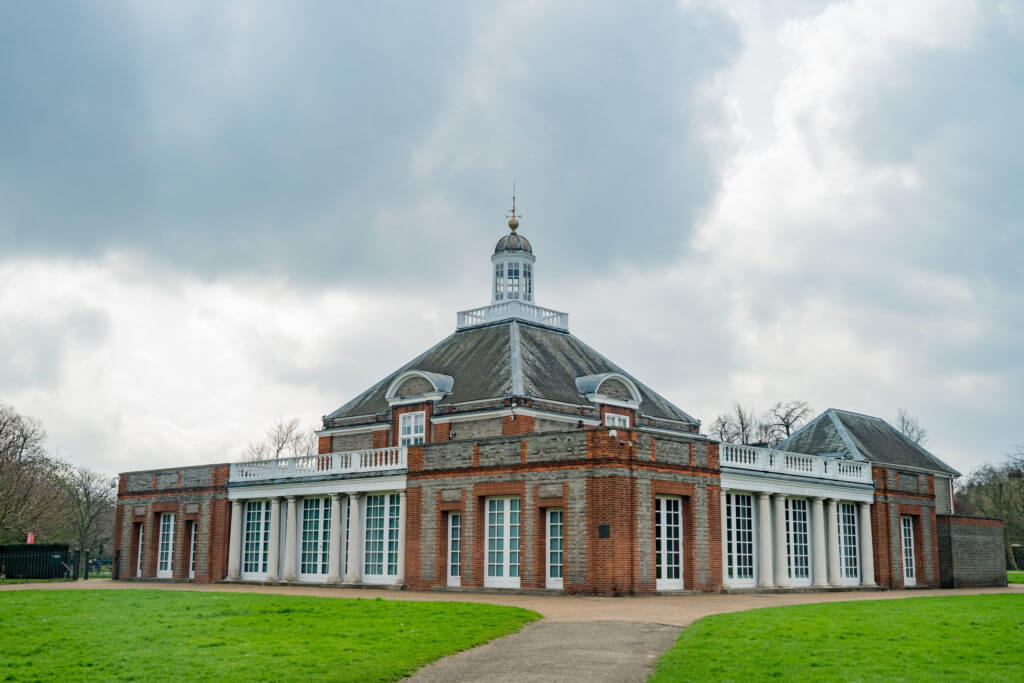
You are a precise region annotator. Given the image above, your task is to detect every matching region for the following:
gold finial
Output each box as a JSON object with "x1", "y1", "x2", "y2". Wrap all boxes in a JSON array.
[{"x1": 506, "y1": 182, "x2": 521, "y2": 232}]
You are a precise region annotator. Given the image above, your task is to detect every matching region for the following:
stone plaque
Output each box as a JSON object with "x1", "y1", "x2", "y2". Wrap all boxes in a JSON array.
[
  {"x1": 538, "y1": 483, "x2": 563, "y2": 499},
  {"x1": 441, "y1": 489, "x2": 461, "y2": 502},
  {"x1": 185, "y1": 503, "x2": 199, "y2": 514},
  {"x1": 134, "y1": 506, "x2": 147, "y2": 517}
]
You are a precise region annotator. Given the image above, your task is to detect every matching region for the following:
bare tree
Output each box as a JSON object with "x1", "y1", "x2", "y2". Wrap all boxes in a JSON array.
[
  {"x1": 709, "y1": 414, "x2": 737, "y2": 443},
  {"x1": 763, "y1": 401, "x2": 813, "y2": 445},
  {"x1": 896, "y1": 409, "x2": 928, "y2": 445},
  {"x1": 242, "y1": 417, "x2": 317, "y2": 461},
  {"x1": 62, "y1": 466, "x2": 116, "y2": 567},
  {"x1": 0, "y1": 402, "x2": 67, "y2": 543}
]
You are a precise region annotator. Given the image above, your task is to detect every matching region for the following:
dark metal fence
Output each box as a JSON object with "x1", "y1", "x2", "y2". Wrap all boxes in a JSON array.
[{"x1": 0, "y1": 546, "x2": 74, "y2": 583}]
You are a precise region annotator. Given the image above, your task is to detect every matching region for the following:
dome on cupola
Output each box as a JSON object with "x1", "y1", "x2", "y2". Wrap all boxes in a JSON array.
[{"x1": 493, "y1": 232, "x2": 533, "y2": 255}]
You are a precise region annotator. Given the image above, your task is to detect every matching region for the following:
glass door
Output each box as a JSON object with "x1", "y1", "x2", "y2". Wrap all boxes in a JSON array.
[
  {"x1": 363, "y1": 493, "x2": 401, "y2": 584},
  {"x1": 655, "y1": 496, "x2": 683, "y2": 590},
  {"x1": 484, "y1": 497, "x2": 521, "y2": 588},
  {"x1": 299, "y1": 497, "x2": 331, "y2": 581},
  {"x1": 156, "y1": 513, "x2": 175, "y2": 578},
  {"x1": 838, "y1": 503, "x2": 860, "y2": 585},
  {"x1": 242, "y1": 500, "x2": 271, "y2": 581},
  {"x1": 447, "y1": 513, "x2": 461, "y2": 587},
  {"x1": 546, "y1": 508, "x2": 564, "y2": 590},
  {"x1": 786, "y1": 498, "x2": 811, "y2": 586},
  {"x1": 725, "y1": 493, "x2": 755, "y2": 587},
  {"x1": 901, "y1": 516, "x2": 916, "y2": 586}
]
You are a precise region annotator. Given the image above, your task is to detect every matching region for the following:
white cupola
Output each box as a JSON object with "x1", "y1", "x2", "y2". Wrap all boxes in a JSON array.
[{"x1": 491, "y1": 203, "x2": 536, "y2": 304}]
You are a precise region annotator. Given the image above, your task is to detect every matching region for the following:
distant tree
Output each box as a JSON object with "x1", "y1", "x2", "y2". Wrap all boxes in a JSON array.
[
  {"x1": 242, "y1": 417, "x2": 317, "y2": 461},
  {"x1": 956, "y1": 448, "x2": 1024, "y2": 570},
  {"x1": 763, "y1": 401, "x2": 813, "y2": 446},
  {"x1": 709, "y1": 414, "x2": 737, "y2": 443},
  {"x1": 0, "y1": 402, "x2": 67, "y2": 543},
  {"x1": 896, "y1": 409, "x2": 928, "y2": 445},
  {"x1": 62, "y1": 466, "x2": 116, "y2": 568}
]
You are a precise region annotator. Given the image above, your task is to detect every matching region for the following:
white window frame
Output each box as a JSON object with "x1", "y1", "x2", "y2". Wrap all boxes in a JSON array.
[
  {"x1": 725, "y1": 492, "x2": 756, "y2": 588},
  {"x1": 786, "y1": 498, "x2": 812, "y2": 586},
  {"x1": 399, "y1": 411, "x2": 426, "y2": 447},
  {"x1": 506, "y1": 262, "x2": 521, "y2": 299},
  {"x1": 546, "y1": 508, "x2": 564, "y2": 590},
  {"x1": 242, "y1": 500, "x2": 272, "y2": 581},
  {"x1": 494, "y1": 263, "x2": 505, "y2": 301},
  {"x1": 523, "y1": 262, "x2": 533, "y2": 302},
  {"x1": 298, "y1": 497, "x2": 331, "y2": 581},
  {"x1": 484, "y1": 496, "x2": 521, "y2": 588},
  {"x1": 901, "y1": 516, "x2": 916, "y2": 586},
  {"x1": 447, "y1": 512, "x2": 461, "y2": 587},
  {"x1": 188, "y1": 522, "x2": 196, "y2": 580},
  {"x1": 363, "y1": 493, "x2": 401, "y2": 584},
  {"x1": 156, "y1": 513, "x2": 175, "y2": 579},
  {"x1": 838, "y1": 502, "x2": 860, "y2": 585},
  {"x1": 655, "y1": 496, "x2": 684, "y2": 591},
  {"x1": 604, "y1": 413, "x2": 630, "y2": 429}
]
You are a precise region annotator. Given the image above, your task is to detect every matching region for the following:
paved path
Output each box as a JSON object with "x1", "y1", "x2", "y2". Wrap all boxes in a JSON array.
[{"x1": 5, "y1": 580, "x2": 1020, "y2": 681}]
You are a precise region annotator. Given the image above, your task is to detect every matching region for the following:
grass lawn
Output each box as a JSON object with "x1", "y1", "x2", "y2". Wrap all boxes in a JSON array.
[
  {"x1": 0, "y1": 589, "x2": 539, "y2": 681},
  {"x1": 651, "y1": 595, "x2": 1024, "y2": 681},
  {"x1": 1008, "y1": 571, "x2": 1024, "y2": 584}
]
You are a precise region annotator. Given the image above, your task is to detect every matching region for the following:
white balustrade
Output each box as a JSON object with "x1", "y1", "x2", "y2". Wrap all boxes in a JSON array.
[
  {"x1": 456, "y1": 300, "x2": 569, "y2": 330},
  {"x1": 719, "y1": 443, "x2": 871, "y2": 483},
  {"x1": 230, "y1": 447, "x2": 407, "y2": 483}
]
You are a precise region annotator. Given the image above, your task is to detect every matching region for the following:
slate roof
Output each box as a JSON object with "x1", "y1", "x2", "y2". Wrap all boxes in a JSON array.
[
  {"x1": 780, "y1": 409, "x2": 959, "y2": 476},
  {"x1": 325, "y1": 320, "x2": 697, "y2": 426}
]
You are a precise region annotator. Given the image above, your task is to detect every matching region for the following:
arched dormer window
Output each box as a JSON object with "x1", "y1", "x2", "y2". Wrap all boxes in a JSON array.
[{"x1": 384, "y1": 370, "x2": 455, "y2": 407}]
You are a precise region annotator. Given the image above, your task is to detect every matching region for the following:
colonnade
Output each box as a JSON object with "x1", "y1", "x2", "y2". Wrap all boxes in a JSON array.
[
  {"x1": 725, "y1": 491, "x2": 876, "y2": 589},
  {"x1": 226, "y1": 490, "x2": 406, "y2": 585}
]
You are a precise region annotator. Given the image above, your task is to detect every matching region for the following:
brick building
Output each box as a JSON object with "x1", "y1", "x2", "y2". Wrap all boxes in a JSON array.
[{"x1": 114, "y1": 215, "x2": 1005, "y2": 593}]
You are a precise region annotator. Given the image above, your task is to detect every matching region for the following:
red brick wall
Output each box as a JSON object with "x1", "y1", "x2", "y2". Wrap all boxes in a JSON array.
[
  {"x1": 392, "y1": 403, "x2": 432, "y2": 447},
  {"x1": 318, "y1": 435, "x2": 332, "y2": 454},
  {"x1": 502, "y1": 414, "x2": 535, "y2": 435}
]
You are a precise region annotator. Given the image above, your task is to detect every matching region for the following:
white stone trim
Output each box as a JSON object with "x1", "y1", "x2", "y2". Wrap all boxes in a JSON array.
[
  {"x1": 228, "y1": 474, "x2": 406, "y2": 500},
  {"x1": 719, "y1": 472, "x2": 874, "y2": 503}
]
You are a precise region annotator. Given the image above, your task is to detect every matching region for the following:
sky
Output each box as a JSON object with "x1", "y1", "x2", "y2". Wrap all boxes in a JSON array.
[{"x1": 1, "y1": 0, "x2": 1022, "y2": 478}]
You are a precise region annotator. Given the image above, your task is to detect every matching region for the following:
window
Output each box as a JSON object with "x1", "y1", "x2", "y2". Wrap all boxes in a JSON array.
[
  {"x1": 364, "y1": 493, "x2": 401, "y2": 584},
  {"x1": 494, "y1": 263, "x2": 504, "y2": 301},
  {"x1": 604, "y1": 413, "x2": 630, "y2": 429},
  {"x1": 447, "y1": 513, "x2": 461, "y2": 587},
  {"x1": 484, "y1": 497, "x2": 520, "y2": 588},
  {"x1": 157, "y1": 513, "x2": 175, "y2": 579},
  {"x1": 523, "y1": 263, "x2": 533, "y2": 301},
  {"x1": 838, "y1": 502, "x2": 860, "y2": 583},
  {"x1": 901, "y1": 516, "x2": 916, "y2": 586},
  {"x1": 243, "y1": 500, "x2": 271, "y2": 577},
  {"x1": 546, "y1": 508, "x2": 564, "y2": 589},
  {"x1": 725, "y1": 493, "x2": 755, "y2": 585},
  {"x1": 655, "y1": 496, "x2": 683, "y2": 590},
  {"x1": 507, "y1": 262, "x2": 520, "y2": 299},
  {"x1": 399, "y1": 411, "x2": 425, "y2": 446},
  {"x1": 786, "y1": 498, "x2": 810, "y2": 583},
  {"x1": 300, "y1": 497, "x2": 330, "y2": 578}
]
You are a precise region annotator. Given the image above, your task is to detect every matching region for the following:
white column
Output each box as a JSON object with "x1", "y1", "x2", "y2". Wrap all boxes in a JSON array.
[
  {"x1": 227, "y1": 500, "x2": 242, "y2": 580},
  {"x1": 720, "y1": 489, "x2": 728, "y2": 588},
  {"x1": 774, "y1": 494, "x2": 788, "y2": 588},
  {"x1": 283, "y1": 496, "x2": 298, "y2": 582},
  {"x1": 826, "y1": 498, "x2": 841, "y2": 586},
  {"x1": 811, "y1": 497, "x2": 828, "y2": 588},
  {"x1": 395, "y1": 491, "x2": 407, "y2": 586},
  {"x1": 859, "y1": 501, "x2": 877, "y2": 587},
  {"x1": 327, "y1": 493, "x2": 343, "y2": 583},
  {"x1": 345, "y1": 492, "x2": 363, "y2": 583},
  {"x1": 757, "y1": 492, "x2": 775, "y2": 588},
  {"x1": 266, "y1": 498, "x2": 281, "y2": 582}
]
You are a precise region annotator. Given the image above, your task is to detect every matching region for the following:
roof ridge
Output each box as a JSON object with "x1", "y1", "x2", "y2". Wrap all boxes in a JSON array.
[
  {"x1": 826, "y1": 409, "x2": 865, "y2": 460},
  {"x1": 509, "y1": 320, "x2": 524, "y2": 395}
]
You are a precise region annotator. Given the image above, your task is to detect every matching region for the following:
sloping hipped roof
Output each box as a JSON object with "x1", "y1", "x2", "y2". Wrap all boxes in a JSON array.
[
  {"x1": 325, "y1": 320, "x2": 697, "y2": 426},
  {"x1": 780, "y1": 408, "x2": 959, "y2": 476}
]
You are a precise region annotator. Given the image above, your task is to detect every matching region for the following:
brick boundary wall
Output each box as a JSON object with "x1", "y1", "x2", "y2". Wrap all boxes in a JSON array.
[{"x1": 936, "y1": 514, "x2": 1007, "y2": 588}]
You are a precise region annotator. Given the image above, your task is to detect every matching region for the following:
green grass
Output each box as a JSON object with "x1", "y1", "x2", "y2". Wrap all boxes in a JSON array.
[
  {"x1": 1008, "y1": 571, "x2": 1024, "y2": 584},
  {"x1": 651, "y1": 595, "x2": 1024, "y2": 681},
  {"x1": 0, "y1": 590, "x2": 539, "y2": 681}
]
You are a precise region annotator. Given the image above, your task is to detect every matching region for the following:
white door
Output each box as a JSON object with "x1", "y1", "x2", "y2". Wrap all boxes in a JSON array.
[
  {"x1": 786, "y1": 498, "x2": 812, "y2": 587},
  {"x1": 363, "y1": 493, "x2": 401, "y2": 584},
  {"x1": 447, "y1": 513, "x2": 462, "y2": 587},
  {"x1": 299, "y1": 497, "x2": 331, "y2": 581},
  {"x1": 484, "y1": 497, "x2": 521, "y2": 588},
  {"x1": 188, "y1": 523, "x2": 196, "y2": 580},
  {"x1": 655, "y1": 496, "x2": 683, "y2": 590},
  {"x1": 135, "y1": 524, "x2": 144, "y2": 578},
  {"x1": 546, "y1": 508, "x2": 564, "y2": 590},
  {"x1": 725, "y1": 493, "x2": 756, "y2": 588},
  {"x1": 242, "y1": 500, "x2": 271, "y2": 581},
  {"x1": 901, "y1": 516, "x2": 916, "y2": 586},
  {"x1": 156, "y1": 513, "x2": 175, "y2": 579}
]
